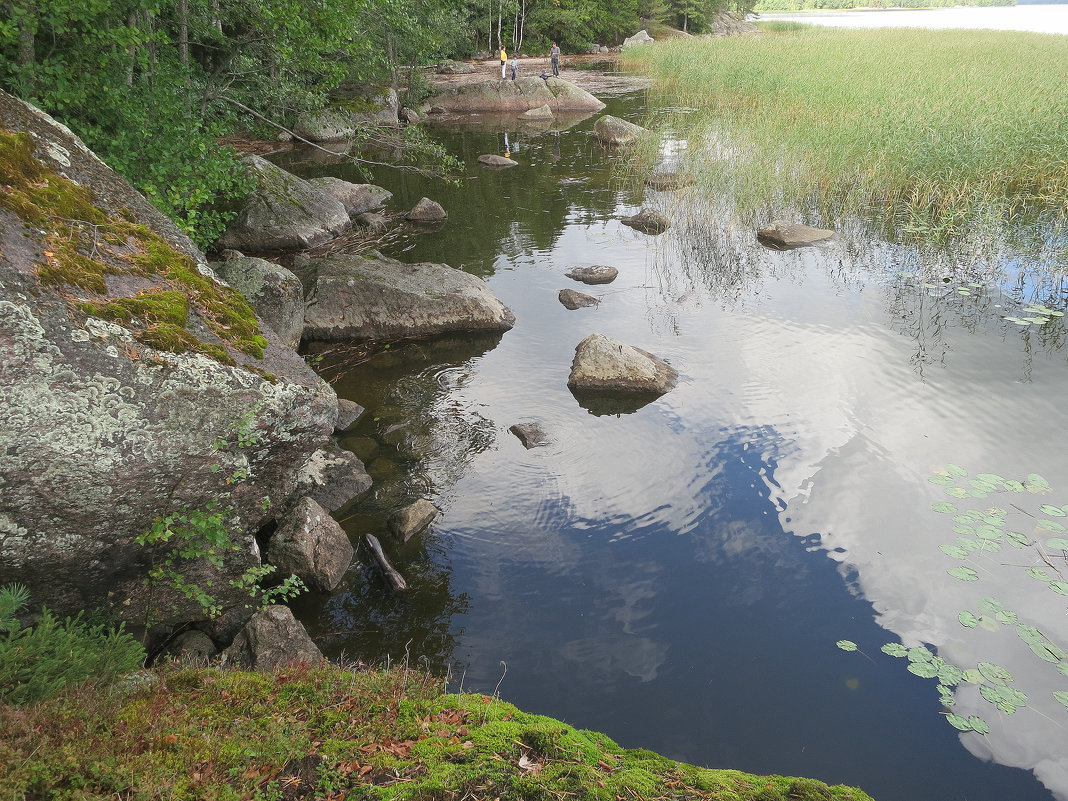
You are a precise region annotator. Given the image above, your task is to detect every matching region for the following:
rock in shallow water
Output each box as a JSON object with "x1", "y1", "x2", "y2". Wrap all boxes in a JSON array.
[
  {"x1": 558, "y1": 289, "x2": 600, "y2": 309},
  {"x1": 212, "y1": 256, "x2": 305, "y2": 350},
  {"x1": 387, "y1": 499, "x2": 440, "y2": 542},
  {"x1": 592, "y1": 115, "x2": 648, "y2": 146},
  {"x1": 621, "y1": 208, "x2": 670, "y2": 235},
  {"x1": 405, "y1": 197, "x2": 448, "y2": 222},
  {"x1": 757, "y1": 220, "x2": 835, "y2": 250},
  {"x1": 509, "y1": 422, "x2": 550, "y2": 448},
  {"x1": 567, "y1": 333, "x2": 678, "y2": 395},
  {"x1": 267, "y1": 497, "x2": 353, "y2": 592},
  {"x1": 478, "y1": 154, "x2": 518, "y2": 167},
  {"x1": 566, "y1": 265, "x2": 618, "y2": 285}
]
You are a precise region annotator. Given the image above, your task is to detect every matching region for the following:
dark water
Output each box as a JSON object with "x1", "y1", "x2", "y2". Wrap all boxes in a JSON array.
[{"x1": 279, "y1": 93, "x2": 1068, "y2": 801}]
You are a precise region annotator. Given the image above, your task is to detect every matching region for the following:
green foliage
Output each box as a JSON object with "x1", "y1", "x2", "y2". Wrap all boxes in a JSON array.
[{"x1": 0, "y1": 585, "x2": 145, "y2": 705}]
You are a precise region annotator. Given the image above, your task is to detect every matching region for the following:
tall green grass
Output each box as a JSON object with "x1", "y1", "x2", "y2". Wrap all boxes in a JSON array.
[{"x1": 624, "y1": 27, "x2": 1068, "y2": 241}]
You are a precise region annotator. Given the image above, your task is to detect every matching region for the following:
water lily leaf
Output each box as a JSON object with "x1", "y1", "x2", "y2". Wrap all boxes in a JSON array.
[
  {"x1": 996, "y1": 700, "x2": 1017, "y2": 714},
  {"x1": 957, "y1": 537, "x2": 981, "y2": 552},
  {"x1": 929, "y1": 475, "x2": 955, "y2": 486},
  {"x1": 931, "y1": 656, "x2": 946, "y2": 670},
  {"x1": 958, "y1": 289, "x2": 971, "y2": 295},
  {"x1": 948, "y1": 567, "x2": 979, "y2": 581},
  {"x1": 1005, "y1": 531, "x2": 1030, "y2": 547},
  {"x1": 978, "y1": 615, "x2": 1000, "y2": 632},
  {"x1": 881, "y1": 643, "x2": 908, "y2": 657},
  {"x1": 836, "y1": 640, "x2": 857, "y2": 652},
  {"x1": 971, "y1": 479, "x2": 997, "y2": 493},
  {"x1": 940, "y1": 545, "x2": 969, "y2": 559},
  {"x1": 938, "y1": 665, "x2": 964, "y2": 686},
  {"x1": 977, "y1": 597, "x2": 1003, "y2": 614},
  {"x1": 1041, "y1": 505, "x2": 1067, "y2": 517},
  {"x1": 1001, "y1": 686, "x2": 1028, "y2": 705},
  {"x1": 1059, "y1": 663, "x2": 1068, "y2": 677},
  {"x1": 1027, "y1": 474, "x2": 1052, "y2": 492},
  {"x1": 1003, "y1": 480, "x2": 1026, "y2": 493},
  {"x1": 958, "y1": 611, "x2": 979, "y2": 628},
  {"x1": 1048, "y1": 580, "x2": 1068, "y2": 596},
  {"x1": 908, "y1": 662, "x2": 938, "y2": 679},
  {"x1": 1037, "y1": 519, "x2": 1067, "y2": 533},
  {"x1": 946, "y1": 464, "x2": 968, "y2": 477},
  {"x1": 922, "y1": 282, "x2": 937, "y2": 289},
  {"x1": 952, "y1": 524, "x2": 975, "y2": 536},
  {"x1": 945, "y1": 487, "x2": 972, "y2": 499},
  {"x1": 976, "y1": 525, "x2": 1001, "y2": 540},
  {"x1": 908, "y1": 646, "x2": 933, "y2": 663},
  {"x1": 932, "y1": 502, "x2": 958, "y2": 514},
  {"x1": 978, "y1": 662, "x2": 1012, "y2": 684},
  {"x1": 945, "y1": 713, "x2": 971, "y2": 731},
  {"x1": 982, "y1": 513, "x2": 1005, "y2": 526},
  {"x1": 1016, "y1": 625, "x2": 1044, "y2": 645},
  {"x1": 1027, "y1": 567, "x2": 1053, "y2": 582},
  {"x1": 1054, "y1": 691, "x2": 1068, "y2": 709},
  {"x1": 1006, "y1": 318, "x2": 1030, "y2": 325},
  {"x1": 976, "y1": 473, "x2": 1004, "y2": 485},
  {"x1": 980, "y1": 684, "x2": 1000, "y2": 704},
  {"x1": 963, "y1": 669, "x2": 983, "y2": 683},
  {"x1": 1047, "y1": 538, "x2": 1068, "y2": 550},
  {"x1": 968, "y1": 716, "x2": 990, "y2": 735},
  {"x1": 995, "y1": 610, "x2": 1018, "y2": 625},
  {"x1": 979, "y1": 540, "x2": 1002, "y2": 553},
  {"x1": 1051, "y1": 310, "x2": 1065, "y2": 317},
  {"x1": 1025, "y1": 317, "x2": 1051, "y2": 324}
]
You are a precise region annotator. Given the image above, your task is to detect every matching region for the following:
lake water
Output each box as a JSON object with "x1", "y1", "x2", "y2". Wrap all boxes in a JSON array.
[
  {"x1": 277, "y1": 86, "x2": 1068, "y2": 801},
  {"x1": 757, "y1": 3, "x2": 1068, "y2": 34}
]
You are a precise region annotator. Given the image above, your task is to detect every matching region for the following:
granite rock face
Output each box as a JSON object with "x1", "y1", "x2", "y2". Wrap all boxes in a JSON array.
[
  {"x1": 212, "y1": 256, "x2": 306, "y2": 349},
  {"x1": 217, "y1": 156, "x2": 350, "y2": 252},
  {"x1": 291, "y1": 443, "x2": 373, "y2": 514},
  {"x1": 0, "y1": 90, "x2": 339, "y2": 624},
  {"x1": 291, "y1": 108, "x2": 358, "y2": 142},
  {"x1": 308, "y1": 177, "x2": 392, "y2": 216},
  {"x1": 428, "y1": 77, "x2": 605, "y2": 113},
  {"x1": 266, "y1": 497, "x2": 353, "y2": 592},
  {"x1": 301, "y1": 251, "x2": 516, "y2": 342}
]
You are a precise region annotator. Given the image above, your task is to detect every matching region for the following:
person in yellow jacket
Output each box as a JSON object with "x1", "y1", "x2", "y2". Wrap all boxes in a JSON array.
[{"x1": 500, "y1": 46, "x2": 507, "y2": 79}]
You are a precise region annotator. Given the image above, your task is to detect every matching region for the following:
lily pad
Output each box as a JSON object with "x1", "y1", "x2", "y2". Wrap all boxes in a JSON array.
[
  {"x1": 968, "y1": 716, "x2": 990, "y2": 735},
  {"x1": 958, "y1": 611, "x2": 979, "y2": 628},
  {"x1": 945, "y1": 713, "x2": 971, "y2": 731},
  {"x1": 932, "y1": 502, "x2": 958, "y2": 514},
  {"x1": 1048, "y1": 580, "x2": 1068, "y2": 596},
  {"x1": 1005, "y1": 531, "x2": 1030, "y2": 547},
  {"x1": 907, "y1": 646, "x2": 933, "y2": 663},
  {"x1": 836, "y1": 640, "x2": 858, "y2": 652},
  {"x1": 908, "y1": 662, "x2": 938, "y2": 679},
  {"x1": 948, "y1": 566, "x2": 979, "y2": 581},
  {"x1": 1047, "y1": 538, "x2": 1068, "y2": 550},
  {"x1": 1041, "y1": 504, "x2": 1067, "y2": 517},
  {"x1": 940, "y1": 545, "x2": 970, "y2": 559},
  {"x1": 881, "y1": 643, "x2": 908, "y2": 657}
]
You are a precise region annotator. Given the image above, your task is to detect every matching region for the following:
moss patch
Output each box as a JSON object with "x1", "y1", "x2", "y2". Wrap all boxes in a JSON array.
[
  {"x1": 0, "y1": 128, "x2": 266, "y2": 363},
  {"x1": 0, "y1": 663, "x2": 875, "y2": 801}
]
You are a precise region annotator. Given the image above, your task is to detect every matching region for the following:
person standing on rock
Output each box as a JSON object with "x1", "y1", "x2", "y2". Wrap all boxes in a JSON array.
[
  {"x1": 500, "y1": 46, "x2": 508, "y2": 79},
  {"x1": 509, "y1": 54, "x2": 518, "y2": 81},
  {"x1": 550, "y1": 42, "x2": 560, "y2": 77}
]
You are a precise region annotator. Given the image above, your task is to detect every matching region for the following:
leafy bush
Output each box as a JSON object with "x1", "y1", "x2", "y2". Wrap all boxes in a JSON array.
[{"x1": 0, "y1": 584, "x2": 145, "y2": 705}]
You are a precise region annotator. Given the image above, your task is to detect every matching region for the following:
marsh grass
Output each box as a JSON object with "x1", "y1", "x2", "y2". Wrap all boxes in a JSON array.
[{"x1": 624, "y1": 27, "x2": 1068, "y2": 242}]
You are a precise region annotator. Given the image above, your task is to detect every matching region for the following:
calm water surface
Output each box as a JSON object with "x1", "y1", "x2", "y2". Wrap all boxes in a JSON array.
[
  {"x1": 758, "y1": 3, "x2": 1068, "y2": 33},
  {"x1": 279, "y1": 90, "x2": 1068, "y2": 801}
]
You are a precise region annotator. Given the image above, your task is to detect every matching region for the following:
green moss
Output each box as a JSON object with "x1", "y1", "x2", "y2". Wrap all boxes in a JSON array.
[{"x1": 0, "y1": 126, "x2": 267, "y2": 364}]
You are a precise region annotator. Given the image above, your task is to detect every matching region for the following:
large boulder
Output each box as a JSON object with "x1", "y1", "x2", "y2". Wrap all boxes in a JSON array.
[
  {"x1": 221, "y1": 605, "x2": 323, "y2": 669},
  {"x1": 706, "y1": 11, "x2": 759, "y2": 36},
  {"x1": 622, "y1": 29, "x2": 654, "y2": 48},
  {"x1": 217, "y1": 156, "x2": 350, "y2": 252},
  {"x1": 0, "y1": 90, "x2": 339, "y2": 624},
  {"x1": 266, "y1": 497, "x2": 353, "y2": 592},
  {"x1": 291, "y1": 108, "x2": 357, "y2": 142},
  {"x1": 308, "y1": 177, "x2": 392, "y2": 216},
  {"x1": 428, "y1": 77, "x2": 605, "y2": 113},
  {"x1": 211, "y1": 256, "x2": 305, "y2": 349},
  {"x1": 593, "y1": 115, "x2": 649, "y2": 146},
  {"x1": 567, "y1": 333, "x2": 678, "y2": 394},
  {"x1": 300, "y1": 251, "x2": 516, "y2": 342},
  {"x1": 478, "y1": 154, "x2": 518, "y2": 167},
  {"x1": 757, "y1": 220, "x2": 835, "y2": 250},
  {"x1": 437, "y1": 60, "x2": 477, "y2": 75}
]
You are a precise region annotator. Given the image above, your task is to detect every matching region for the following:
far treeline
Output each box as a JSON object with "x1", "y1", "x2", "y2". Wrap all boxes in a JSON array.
[
  {"x1": 0, "y1": 0, "x2": 748, "y2": 249},
  {"x1": 754, "y1": 0, "x2": 1012, "y2": 9}
]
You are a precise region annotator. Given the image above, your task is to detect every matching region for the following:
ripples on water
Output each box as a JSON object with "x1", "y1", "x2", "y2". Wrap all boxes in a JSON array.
[{"x1": 287, "y1": 88, "x2": 1068, "y2": 801}]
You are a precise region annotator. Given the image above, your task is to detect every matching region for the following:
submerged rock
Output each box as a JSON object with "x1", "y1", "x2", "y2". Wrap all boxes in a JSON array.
[
  {"x1": 335, "y1": 399, "x2": 365, "y2": 432},
  {"x1": 221, "y1": 605, "x2": 323, "y2": 670},
  {"x1": 405, "y1": 197, "x2": 448, "y2": 222},
  {"x1": 757, "y1": 220, "x2": 835, "y2": 250},
  {"x1": 301, "y1": 251, "x2": 516, "y2": 342},
  {"x1": 217, "y1": 156, "x2": 350, "y2": 252},
  {"x1": 212, "y1": 256, "x2": 305, "y2": 349},
  {"x1": 559, "y1": 288, "x2": 600, "y2": 309},
  {"x1": 509, "y1": 422, "x2": 550, "y2": 448},
  {"x1": 387, "y1": 499, "x2": 440, "y2": 542},
  {"x1": 592, "y1": 115, "x2": 648, "y2": 146},
  {"x1": 478, "y1": 154, "x2": 519, "y2": 167},
  {"x1": 267, "y1": 497, "x2": 353, "y2": 592},
  {"x1": 568, "y1": 333, "x2": 678, "y2": 395},
  {"x1": 355, "y1": 211, "x2": 389, "y2": 229},
  {"x1": 308, "y1": 177, "x2": 392, "y2": 216},
  {"x1": 622, "y1": 208, "x2": 670, "y2": 234},
  {"x1": 566, "y1": 265, "x2": 618, "y2": 285},
  {"x1": 428, "y1": 77, "x2": 605, "y2": 114}
]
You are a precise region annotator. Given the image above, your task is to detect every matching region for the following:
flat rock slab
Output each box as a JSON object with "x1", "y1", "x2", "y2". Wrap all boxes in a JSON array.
[
  {"x1": 428, "y1": 76, "x2": 605, "y2": 113},
  {"x1": 592, "y1": 115, "x2": 648, "y2": 146},
  {"x1": 566, "y1": 265, "x2": 618, "y2": 285},
  {"x1": 301, "y1": 251, "x2": 516, "y2": 342},
  {"x1": 568, "y1": 333, "x2": 678, "y2": 395},
  {"x1": 559, "y1": 288, "x2": 600, "y2": 309},
  {"x1": 387, "y1": 499, "x2": 440, "y2": 542},
  {"x1": 478, "y1": 154, "x2": 518, "y2": 167},
  {"x1": 218, "y1": 155, "x2": 350, "y2": 252},
  {"x1": 267, "y1": 497, "x2": 353, "y2": 592},
  {"x1": 645, "y1": 172, "x2": 695, "y2": 191},
  {"x1": 309, "y1": 177, "x2": 392, "y2": 216},
  {"x1": 621, "y1": 208, "x2": 670, "y2": 235},
  {"x1": 509, "y1": 422, "x2": 550, "y2": 448},
  {"x1": 405, "y1": 197, "x2": 448, "y2": 222},
  {"x1": 757, "y1": 220, "x2": 835, "y2": 250},
  {"x1": 221, "y1": 605, "x2": 323, "y2": 670}
]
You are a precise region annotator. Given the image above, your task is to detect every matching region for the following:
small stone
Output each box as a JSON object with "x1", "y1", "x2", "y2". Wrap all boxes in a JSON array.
[
  {"x1": 405, "y1": 197, "x2": 447, "y2": 222},
  {"x1": 566, "y1": 265, "x2": 618, "y2": 285},
  {"x1": 757, "y1": 220, "x2": 835, "y2": 250},
  {"x1": 509, "y1": 423, "x2": 549, "y2": 448},
  {"x1": 559, "y1": 289, "x2": 599, "y2": 309},
  {"x1": 387, "y1": 499, "x2": 440, "y2": 542},
  {"x1": 335, "y1": 399, "x2": 365, "y2": 432},
  {"x1": 477, "y1": 154, "x2": 519, "y2": 167},
  {"x1": 621, "y1": 208, "x2": 670, "y2": 235}
]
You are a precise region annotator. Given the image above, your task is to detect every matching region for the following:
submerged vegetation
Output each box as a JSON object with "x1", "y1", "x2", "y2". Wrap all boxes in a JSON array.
[
  {"x1": 623, "y1": 27, "x2": 1068, "y2": 242},
  {"x1": 0, "y1": 661, "x2": 874, "y2": 801}
]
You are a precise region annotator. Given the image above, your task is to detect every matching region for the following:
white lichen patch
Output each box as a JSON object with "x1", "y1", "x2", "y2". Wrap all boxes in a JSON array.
[
  {"x1": 45, "y1": 142, "x2": 71, "y2": 167},
  {"x1": 70, "y1": 329, "x2": 90, "y2": 342}
]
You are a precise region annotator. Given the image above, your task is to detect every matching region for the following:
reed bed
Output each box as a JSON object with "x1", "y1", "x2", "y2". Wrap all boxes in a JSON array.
[{"x1": 623, "y1": 27, "x2": 1068, "y2": 241}]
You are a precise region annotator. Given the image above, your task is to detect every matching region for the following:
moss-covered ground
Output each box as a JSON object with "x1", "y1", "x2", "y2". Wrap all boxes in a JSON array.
[
  {"x1": 0, "y1": 662, "x2": 874, "y2": 801},
  {"x1": 0, "y1": 129, "x2": 266, "y2": 363}
]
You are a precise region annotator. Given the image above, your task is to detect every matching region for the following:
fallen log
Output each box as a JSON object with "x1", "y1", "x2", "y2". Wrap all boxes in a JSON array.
[{"x1": 364, "y1": 533, "x2": 408, "y2": 592}]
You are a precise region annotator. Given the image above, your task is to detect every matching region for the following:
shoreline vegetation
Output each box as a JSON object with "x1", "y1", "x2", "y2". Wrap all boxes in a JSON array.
[
  {"x1": 752, "y1": 0, "x2": 1015, "y2": 11},
  {"x1": 622, "y1": 25, "x2": 1068, "y2": 242},
  {"x1": 0, "y1": 662, "x2": 874, "y2": 801}
]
